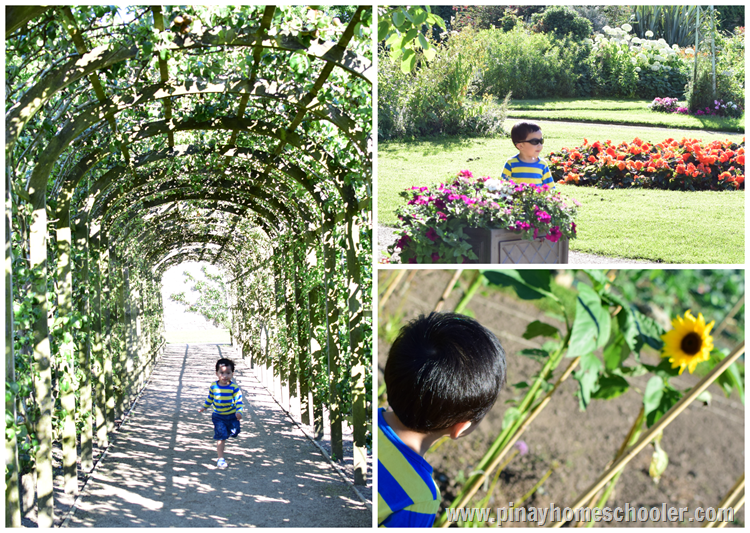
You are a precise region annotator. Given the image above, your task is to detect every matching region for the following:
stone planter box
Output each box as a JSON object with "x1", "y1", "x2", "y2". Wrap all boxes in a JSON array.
[{"x1": 464, "y1": 227, "x2": 569, "y2": 264}]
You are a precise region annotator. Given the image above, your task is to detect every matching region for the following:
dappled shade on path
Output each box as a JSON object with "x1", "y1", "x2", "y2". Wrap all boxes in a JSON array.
[{"x1": 65, "y1": 345, "x2": 369, "y2": 527}]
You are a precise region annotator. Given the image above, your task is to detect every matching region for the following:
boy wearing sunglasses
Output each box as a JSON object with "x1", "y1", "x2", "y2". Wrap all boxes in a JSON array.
[{"x1": 501, "y1": 121, "x2": 555, "y2": 189}]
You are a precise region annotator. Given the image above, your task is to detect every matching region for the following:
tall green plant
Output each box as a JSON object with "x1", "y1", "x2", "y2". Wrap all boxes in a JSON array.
[{"x1": 631, "y1": 6, "x2": 698, "y2": 47}]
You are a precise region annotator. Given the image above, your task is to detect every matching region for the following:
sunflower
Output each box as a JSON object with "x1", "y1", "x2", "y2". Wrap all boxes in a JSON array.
[{"x1": 660, "y1": 310, "x2": 715, "y2": 375}]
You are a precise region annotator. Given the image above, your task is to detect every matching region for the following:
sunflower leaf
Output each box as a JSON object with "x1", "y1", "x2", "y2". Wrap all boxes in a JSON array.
[
  {"x1": 482, "y1": 270, "x2": 553, "y2": 301},
  {"x1": 592, "y1": 375, "x2": 630, "y2": 400},
  {"x1": 632, "y1": 309, "x2": 664, "y2": 352},
  {"x1": 568, "y1": 283, "x2": 611, "y2": 357},
  {"x1": 522, "y1": 320, "x2": 560, "y2": 340},
  {"x1": 573, "y1": 351, "x2": 603, "y2": 411}
]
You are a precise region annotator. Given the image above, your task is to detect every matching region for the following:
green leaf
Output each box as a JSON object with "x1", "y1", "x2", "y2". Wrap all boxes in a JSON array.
[
  {"x1": 591, "y1": 375, "x2": 629, "y2": 400},
  {"x1": 573, "y1": 351, "x2": 603, "y2": 410},
  {"x1": 512, "y1": 381, "x2": 529, "y2": 389},
  {"x1": 502, "y1": 406, "x2": 521, "y2": 430},
  {"x1": 568, "y1": 283, "x2": 611, "y2": 357},
  {"x1": 391, "y1": 9, "x2": 405, "y2": 29},
  {"x1": 482, "y1": 270, "x2": 552, "y2": 300},
  {"x1": 413, "y1": 8, "x2": 428, "y2": 26},
  {"x1": 522, "y1": 320, "x2": 559, "y2": 340},
  {"x1": 643, "y1": 376, "x2": 664, "y2": 417},
  {"x1": 518, "y1": 348, "x2": 550, "y2": 362},
  {"x1": 423, "y1": 46, "x2": 437, "y2": 62},
  {"x1": 632, "y1": 309, "x2": 664, "y2": 352},
  {"x1": 417, "y1": 33, "x2": 429, "y2": 50},
  {"x1": 603, "y1": 332, "x2": 629, "y2": 371},
  {"x1": 377, "y1": 19, "x2": 390, "y2": 41},
  {"x1": 400, "y1": 48, "x2": 416, "y2": 73},
  {"x1": 582, "y1": 269, "x2": 609, "y2": 291},
  {"x1": 404, "y1": 28, "x2": 418, "y2": 42}
]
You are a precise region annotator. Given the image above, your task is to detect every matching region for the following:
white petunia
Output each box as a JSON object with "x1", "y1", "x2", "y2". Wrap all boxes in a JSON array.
[
  {"x1": 645, "y1": 30, "x2": 654, "y2": 38},
  {"x1": 622, "y1": 23, "x2": 632, "y2": 32},
  {"x1": 485, "y1": 179, "x2": 504, "y2": 192}
]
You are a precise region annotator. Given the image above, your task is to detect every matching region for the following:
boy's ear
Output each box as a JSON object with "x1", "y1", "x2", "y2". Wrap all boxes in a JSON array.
[{"x1": 449, "y1": 420, "x2": 473, "y2": 440}]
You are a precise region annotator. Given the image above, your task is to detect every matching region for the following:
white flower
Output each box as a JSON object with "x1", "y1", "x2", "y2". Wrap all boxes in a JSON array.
[
  {"x1": 645, "y1": 30, "x2": 654, "y2": 38},
  {"x1": 635, "y1": 66, "x2": 642, "y2": 72},
  {"x1": 685, "y1": 47, "x2": 695, "y2": 55},
  {"x1": 622, "y1": 23, "x2": 632, "y2": 32},
  {"x1": 632, "y1": 37, "x2": 642, "y2": 44},
  {"x1": 603, "y1": 25, "x2": 612, "y2": 33},
  {"x1": 485, "y1": 179, "x2": 504, "y2": 192},
  {"x1": 658, "y1": 38, "x2": 667, "y2": 46},
  {"x1": 650, "y1": 64, "x2": 660, "y2": 71}
]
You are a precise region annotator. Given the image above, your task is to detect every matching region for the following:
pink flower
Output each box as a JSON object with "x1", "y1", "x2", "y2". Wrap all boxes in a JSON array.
[
  {"x1": 458, "y1": 169, "x2": 474, "y2": 178},
  {"x1": 546, "y1": 226, "x2": 562, "y2": 243},
  {"x1": 514, "y1": 440, "x2": 529, "y2": 456},
  {"x1": 533, "y1": 227, "x2": 539, "y2": 239},
  {"x1": 436, "y1": 211, "x2": 447, "y2": 221},
  {"x1": 536, "y1": 210, "x2": 552, "y2": 224},
  {"x1": 515, "y1": 221, "x2": 531, "y2": 231},
  {"x1": 571, "y1": 222, "x2": 577, "y2": 235},
  {"x1": 426, "y1": 228, "x2": 438, "y2": 242}
]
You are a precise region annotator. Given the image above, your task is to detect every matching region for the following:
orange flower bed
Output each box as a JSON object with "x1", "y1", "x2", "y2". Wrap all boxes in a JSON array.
[{"x1": 548, "y1": 137, "x2": 745, "y2": 191}]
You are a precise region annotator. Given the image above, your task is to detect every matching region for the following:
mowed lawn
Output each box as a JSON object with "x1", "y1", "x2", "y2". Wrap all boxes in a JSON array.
[
  {"x1": 508, "y1": 98, "x2": 744, "y2": 132},
  {"x1": 377, "y1": 120, "x2": 744, "y2": 264}
]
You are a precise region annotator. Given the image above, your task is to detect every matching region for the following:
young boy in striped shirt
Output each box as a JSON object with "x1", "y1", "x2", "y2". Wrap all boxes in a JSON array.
[
  {"x1": 502, "y1": 121, "x2": 555, "y2": 188},
  {"x1": 198, "y1": 358, "x2": 243, "y2": 469},
  {"x1": 378, "y1": 313, "x2": 506, "y2": 527}
]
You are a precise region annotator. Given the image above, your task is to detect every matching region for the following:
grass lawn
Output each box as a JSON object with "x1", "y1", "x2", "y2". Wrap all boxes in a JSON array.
[
  {"x1": 507, "y1": 97, "x2": 744, "y2": 133},
  {"x1": 556, "y1": 185, "x2": 744, "y2": 264},
  {"x1": 378, "y1": 121, "x2": 744, "y2": 263}
]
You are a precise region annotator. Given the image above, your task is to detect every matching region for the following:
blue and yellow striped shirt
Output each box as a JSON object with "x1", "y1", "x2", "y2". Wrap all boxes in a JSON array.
[
  {"x1": 501, "y1": 155, "x2": 555, "y2": 188},
  {"x1": 203, "y1": 381, "x2": 243, "y2": 415},
  {"x1": 378, "y1": 408, "x2": 440, "y2": 527}
]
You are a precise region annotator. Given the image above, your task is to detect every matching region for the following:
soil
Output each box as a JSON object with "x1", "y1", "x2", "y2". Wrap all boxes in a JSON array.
[
  {"x1": 22, "y1": 343, "x2": 370, "y2": 527},
  {"x1": 378, "y1": 269, "x2": 744, "y2": 528}
]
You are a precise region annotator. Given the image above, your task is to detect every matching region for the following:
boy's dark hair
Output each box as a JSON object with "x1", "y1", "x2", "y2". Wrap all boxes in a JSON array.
[
  {"x1": 385, "y1": 312, "x2": 506, "y2": 433},
  {"x1": 510, "y1": 121, "x2": 542, "y2": 147},
  {"x1": 216, "y1": 358, "x2": 235, "y2": 372}
]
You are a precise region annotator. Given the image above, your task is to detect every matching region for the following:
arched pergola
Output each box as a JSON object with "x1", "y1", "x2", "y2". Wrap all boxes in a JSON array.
[{"x1": 5, "y1": 6, "x2": 372, "y2": 526}]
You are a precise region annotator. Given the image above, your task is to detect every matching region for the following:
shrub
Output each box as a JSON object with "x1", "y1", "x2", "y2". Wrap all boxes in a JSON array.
[
  {"x1": 587, "y1": 29, "x2": 638, "y2": 98},
  {"x1": 714, "y1": 27, "x2": 745, "y2": 103},
  {"x1": 480, "y1": 26, "x2": 588, "y2": 99},
  {"x1": 377, "y1": 30, "x2": 509, "y2": 139},
  {"x1": 531, "y1": 5, "x2": 593, "y2": 40},
  {"x1": 548, "y1": 137, "x2": 745, "y2": 191}
]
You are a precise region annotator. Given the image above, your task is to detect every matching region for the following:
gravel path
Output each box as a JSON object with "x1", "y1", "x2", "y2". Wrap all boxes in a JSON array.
[
  {"x1": 64, "y1": 344, "x2": 370, "y2": 527},
  {"x1": 377, "y1": 224, "x2": 657, "y2": 265}
]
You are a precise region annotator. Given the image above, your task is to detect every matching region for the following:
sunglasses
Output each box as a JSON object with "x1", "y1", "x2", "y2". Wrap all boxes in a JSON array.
[{"x1": 519, "y1": 138, "x2": 544, "y2": 146}]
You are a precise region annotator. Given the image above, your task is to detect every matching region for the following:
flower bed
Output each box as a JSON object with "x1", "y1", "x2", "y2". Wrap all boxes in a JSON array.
[
  {"x1": 387, "y1": 171, "x2": 578, "y2": 264},
  {"x1": 549, "y1": 137, "x2": 745, "y2": 191}
]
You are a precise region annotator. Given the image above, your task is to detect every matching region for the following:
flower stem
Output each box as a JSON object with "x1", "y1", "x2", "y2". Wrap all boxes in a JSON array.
[{"x1": 453, "y1": 270, "x2": 482, "y2": 315}]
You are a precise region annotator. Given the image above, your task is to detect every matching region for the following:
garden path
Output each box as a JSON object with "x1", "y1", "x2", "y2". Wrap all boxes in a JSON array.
[
  {"x1": 62, "y1": 344, "x2": 370, "y2": 528},
  {"x1": 377, "y1": 224, "x2": 657, "y2": 265}
]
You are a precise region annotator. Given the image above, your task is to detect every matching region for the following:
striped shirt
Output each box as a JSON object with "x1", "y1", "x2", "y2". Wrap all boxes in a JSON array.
[
  {"x1": 377, "y1": 408, "x2": 440, "y2": 527},
  {"x1": 501, "y1": 155, "x2": 555, "y2": 188},
  {"x1": 203, "y1": 381, "x2": 243, "y2": 415}
]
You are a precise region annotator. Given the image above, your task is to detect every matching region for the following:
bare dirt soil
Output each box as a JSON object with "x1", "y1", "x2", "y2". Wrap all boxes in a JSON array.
[
  {"x1": 23, "y1": 344, "x2": 370, "y2": 528},
  {"x1": 378, "y1": 269, "x2": 744, "y2": 528}
]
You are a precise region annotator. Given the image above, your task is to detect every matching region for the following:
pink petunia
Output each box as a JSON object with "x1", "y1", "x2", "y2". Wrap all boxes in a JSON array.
[{"x1": 545, "y1": 226, "x2": 562, "y2": 243}]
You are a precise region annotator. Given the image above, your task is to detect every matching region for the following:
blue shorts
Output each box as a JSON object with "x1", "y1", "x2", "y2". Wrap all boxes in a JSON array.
[{"x1": 212, "y1": 412, "x2": 241, "y2": 440}]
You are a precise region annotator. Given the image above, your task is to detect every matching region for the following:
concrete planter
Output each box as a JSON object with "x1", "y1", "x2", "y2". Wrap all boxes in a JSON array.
[{"x1": 464, "y1": 227, "x2": 569, "y2": 264}]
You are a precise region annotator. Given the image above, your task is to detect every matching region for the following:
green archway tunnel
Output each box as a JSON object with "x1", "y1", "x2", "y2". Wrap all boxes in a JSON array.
[{"x1": 5, "y1": 5, "x2": 372, "y2": 527}]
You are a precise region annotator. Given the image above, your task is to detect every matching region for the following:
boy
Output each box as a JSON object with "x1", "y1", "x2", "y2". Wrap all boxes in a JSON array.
[
  {"x1": 502, "y1": 121, "x2": 555, "y2": 188},
  {"x1": 198, "y1": 358, "x2": 243, "y2": 468},
  {"x1": 378, "y1": 312, "x2": 506, "y2": 527}
]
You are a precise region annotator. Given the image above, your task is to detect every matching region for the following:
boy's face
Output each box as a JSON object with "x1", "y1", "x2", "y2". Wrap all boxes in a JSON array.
[
  {"x1": 515, "y1": 130, "x2": 544, "y2": 162},
  {"x1": 216, "y1": 365, "x2": 233, "y2": 385}
]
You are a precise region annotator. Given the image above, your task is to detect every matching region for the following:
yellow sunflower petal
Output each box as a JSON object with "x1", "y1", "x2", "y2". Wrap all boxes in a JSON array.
[{"x1": 660, "y1": 310, "x2": 714, "y2": 375}]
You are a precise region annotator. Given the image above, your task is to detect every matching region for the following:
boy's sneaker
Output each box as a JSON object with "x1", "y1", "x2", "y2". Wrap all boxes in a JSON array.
[{"x1": 217, "y1": 458, "x2": 228, "y2": 469}]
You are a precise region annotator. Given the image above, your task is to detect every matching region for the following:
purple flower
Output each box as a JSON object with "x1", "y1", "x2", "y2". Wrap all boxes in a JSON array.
[
  {"x1": 514, "y1": 440, "x2": 529, "y2": 456},
  {"x1": 515, "y1": 221, "x2": 531, "y2": 231},
  {"x1": 395, "y1": 234, "x2": 411, "y2": 250},
  {"x1": 408, "y1": 257, "x2": 417, "y2": 264},
  {"x1": 571, "y1": 222, "x2": 577, "y2": 235},
  {"x1": 426, "y1": 228, "x2": 438, "y2": 242},
  {"x1": 431, "y1": 252, "x2": 440, "y2": 262},
  {"x1": 436, "y1": 211, "x2": 447, "y2": 221}
]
